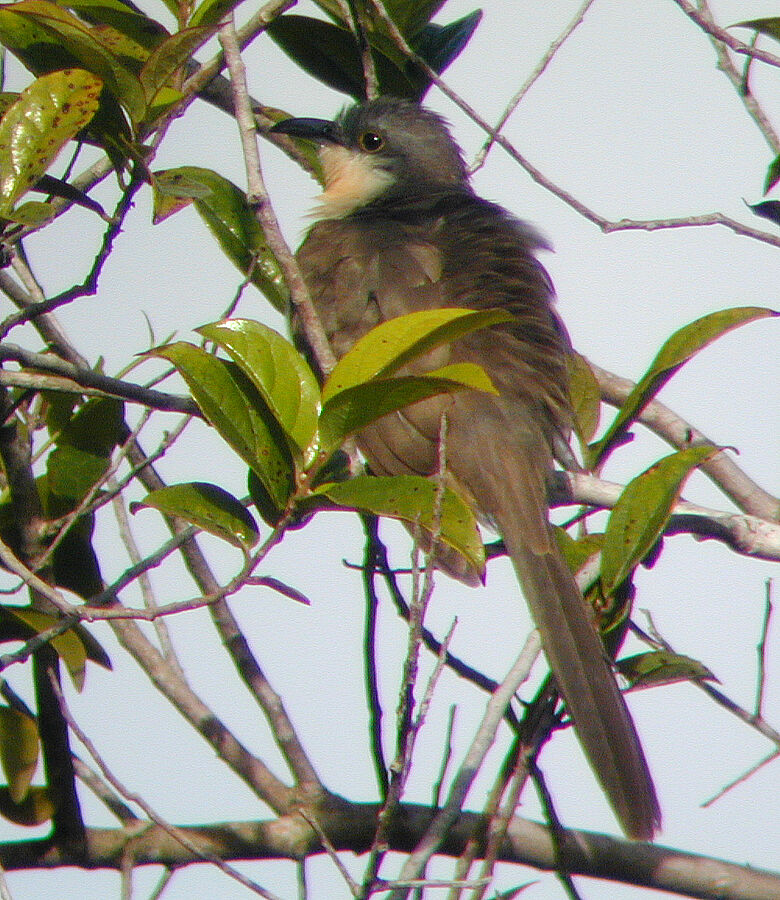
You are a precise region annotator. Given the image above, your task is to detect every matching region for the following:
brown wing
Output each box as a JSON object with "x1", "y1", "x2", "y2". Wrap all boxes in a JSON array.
[{"x1": 296, "y1": 203, "x2": 660, "y2": 839}]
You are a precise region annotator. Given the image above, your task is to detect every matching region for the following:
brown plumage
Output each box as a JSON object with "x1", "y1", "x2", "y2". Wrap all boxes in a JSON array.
[{"x1": 273, "y1": 98, "x2": 660, "y2": 839}]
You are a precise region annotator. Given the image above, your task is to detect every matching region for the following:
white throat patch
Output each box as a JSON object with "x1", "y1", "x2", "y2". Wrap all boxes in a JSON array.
[{"x1": 311, "y1": 145, "x2": 396, "y2": 220}]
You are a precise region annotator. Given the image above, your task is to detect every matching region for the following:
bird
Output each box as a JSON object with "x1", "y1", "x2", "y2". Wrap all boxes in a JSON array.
[{"x1": 271, "y1": 97, "x2": 660, "y2": 840}]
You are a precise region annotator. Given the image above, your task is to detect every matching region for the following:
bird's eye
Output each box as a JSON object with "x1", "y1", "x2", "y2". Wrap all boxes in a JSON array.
[{"x1": 359, "y1": 131, "x2": 384, "y2": 152}]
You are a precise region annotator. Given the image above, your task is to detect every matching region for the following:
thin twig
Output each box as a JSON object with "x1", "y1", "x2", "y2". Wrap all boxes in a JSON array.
[
  {"x1": 755, "y1": 580, "x2": 773, "y2": 719},
  {"x1": 47, "y1": 672, "x2": 284, "y2": 899},
  {"x1": 694, "y1": 0, "x2": 780, "y2": 155},
  {"x1": 217, "y1": 13, "x2": 337, "y2": 376},
  {"x1": 387, "y1": 631, "x2": 542, "y2": 899},
  {"x1": 472, "y1": 0, "x2": 597, "y2": 171}
]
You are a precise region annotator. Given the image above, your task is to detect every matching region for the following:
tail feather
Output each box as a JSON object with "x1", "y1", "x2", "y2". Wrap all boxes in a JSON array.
[
  {"x1": 503, "y1": 520, "x2": 660, "y2": 839},
  {"x1": 467, "y1": 436, "x2": 660, "y2": 840}
]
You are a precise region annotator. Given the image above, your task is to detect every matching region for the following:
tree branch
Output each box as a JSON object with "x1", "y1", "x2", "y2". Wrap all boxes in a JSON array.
[{"x1": 1, "y1": 803, "x2": 778, "y2": 900}]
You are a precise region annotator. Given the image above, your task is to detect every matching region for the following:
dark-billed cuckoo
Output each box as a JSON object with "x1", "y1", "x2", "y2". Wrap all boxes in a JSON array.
[{"x1": 272, "y1": 97, "x2": 660, "y2": 840}]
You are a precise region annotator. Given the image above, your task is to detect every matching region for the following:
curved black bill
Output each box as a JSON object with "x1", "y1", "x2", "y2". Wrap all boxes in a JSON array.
[{"x1": 269, "y1": 117, "x2": 342, "y2": 144}]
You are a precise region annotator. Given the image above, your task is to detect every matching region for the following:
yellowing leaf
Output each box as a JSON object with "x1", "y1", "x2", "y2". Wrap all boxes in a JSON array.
[
  {"x1": 322, "y1": 308, "x2": 512, "y2": 403},
  {"x1": 0, "y1": 608, "x2": 88, "y2": 691},
  {"x1": 0, "y1": 68, "x2": 102, "y2": 214},
  {"x1": 0, "y1": 785, "x2": 54, "y2": 826},
  {"x1": 0, "y1": 707, "x2": 39, "y2": 804}
]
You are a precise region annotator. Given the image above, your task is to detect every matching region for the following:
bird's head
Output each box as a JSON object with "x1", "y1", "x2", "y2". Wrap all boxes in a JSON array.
[{"x1": 271, "y1": 97, "x2": 470, "y2": 219}]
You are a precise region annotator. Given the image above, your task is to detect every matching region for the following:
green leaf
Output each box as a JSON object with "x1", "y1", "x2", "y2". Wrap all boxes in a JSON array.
[
  {"x1": 0, "y1": 7, "x2": 76, "y2": 77},
  {"x1": 763, "y1": 154, "x2": 780, "y2": 195},
  {"x1": 51, "y1": 0, "x2": 169, "y2": 51},
  {"x1": 188, "y1": 0, "x2": 245, "y2": 27},
  {"x1": 57, "y1": 396, "x2": 124, "y2": 456},
  {"x1": 313, "y1": 474, "x2": 484, "y2": 576},
  {"x1": 4, "y1": 199, "x2": 55, "y2": 225},
  {"x1": 152, "y1": 167, "x2": 288, "y2": 312},
  {"x1": 732, "y1": 17, "x2": 780, "y2": 42},
  {"x1": 410, "y1": 11, "x2": 482, "y2": 76},
  {"x1": 601, "y1": 445, "x2": 719, "y2": 596},
  {"x1": 0, "y1": 785, "x2": 54, "y2": 826},
  {"x1": 0, "y1": 68, "x2": 101, "y2": 214},
  {"x1": 748, "y1": 199, "x2": 780, "y2": 226},
  {"x1": 10, "y1": 1, "x2": 147, "y2": 124},
  {"x1": 266, "y1": 15, "x2": 425, "y2": 101},
  {"x1": 51, "y1": 513, "x2": 105, "y2": 601},
  {"x1": 589, "y1": 307, "x2": 777, "y2": 466},
  {"x1": 567, "y1": 352, "x2": 601, "y2": 445},
  {"x1": 198, "y1": 319, "x2": 320, "y2": 464},
  {"x1": 151, "y1": 342, "x2": 294, "y2": 510},
  {"x1": 318, "y1": 363, "x2": 497, "y2": 452},
  {"x1": 136, "y1": 482, "x2": 259, "y2": 548},
  {"x1": 138, "y1": 26, "x2": 210, "y2": 107},
  {"x1": 45, "y1": 397, "x2": 124, "y2": 503},
  {"x1": 46, "y1": 444, "x2": 109, "y2": 501},
  {"x1": 617, "y1": 650, "x2": 716, "y2": 689},
  {"x1": 0, "y1": 707, "x2": 38, "y2": 804},
  {"x1": 0, "y1": 607, "x2": 89, "y2": 691},
  {"x1": 322, "y1": 308, "x2": 512, "y2": 403}
]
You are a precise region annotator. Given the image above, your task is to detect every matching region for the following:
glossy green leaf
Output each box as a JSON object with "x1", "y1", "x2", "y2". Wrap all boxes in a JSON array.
[
  {"x1": 589, "y1": 306, "x2": 777, "y2": 466},
  {"x1": 319, "y1": 363, "x2": 497, "y2": 452},
  {"x1": 617, "y1": 650, "x2": 716, "y2": 689},
  {"x1": 313, "y1": 474, "x2": 484, "y2": 576},
  {"x1": 601, "y1": 445, "x2": 719, "y2": 596},
  {"x1": 10, "y1": 1, "x2": 147, "y2": 123},
  {"x1": 152, "y1": 167, "x2": 288, "y2": 312},
  {"x1": 0, "y1": 68, "x2": 101, "y2": 214},
  {"x1": 151, "y1": 342, "x2": 294, "y2": 510},
  {"x1": 0, "y1": 785, "x2": 54, "y2": 826},
  {"x1": 0, "y1": 607, "x2": 89, "y2": 691},
  {"x1": 0, "y1": 6, "x2": 76, "y2": 77},
  {"x1": 199, "y1": 319, "x2": 320, "y2": 463},
  {"x1": 322, "y1": 308, "x2": 512, "y2": 403},
  {"x1": 0, "y1": 707, "x2": 38, "y2": 803},
  {"x1": 248, "y1": 467, "x2": 284, "y2": 527},
  {"x1": 137, "y1": 482, "x2": 259, "y2": 548},
  {"x1": 567, "y1": 352, "x2": 601, "y2": 445}
]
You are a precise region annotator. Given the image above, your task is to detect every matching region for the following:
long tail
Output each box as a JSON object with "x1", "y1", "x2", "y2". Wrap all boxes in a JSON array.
[{"x1": 474, "y1": 440, "x2": 660, "y2": 840}]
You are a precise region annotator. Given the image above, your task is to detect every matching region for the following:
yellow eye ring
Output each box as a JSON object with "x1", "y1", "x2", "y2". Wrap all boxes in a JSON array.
[{"x1": 359, "y1": 131, "x2": 384, "y2": 152}]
